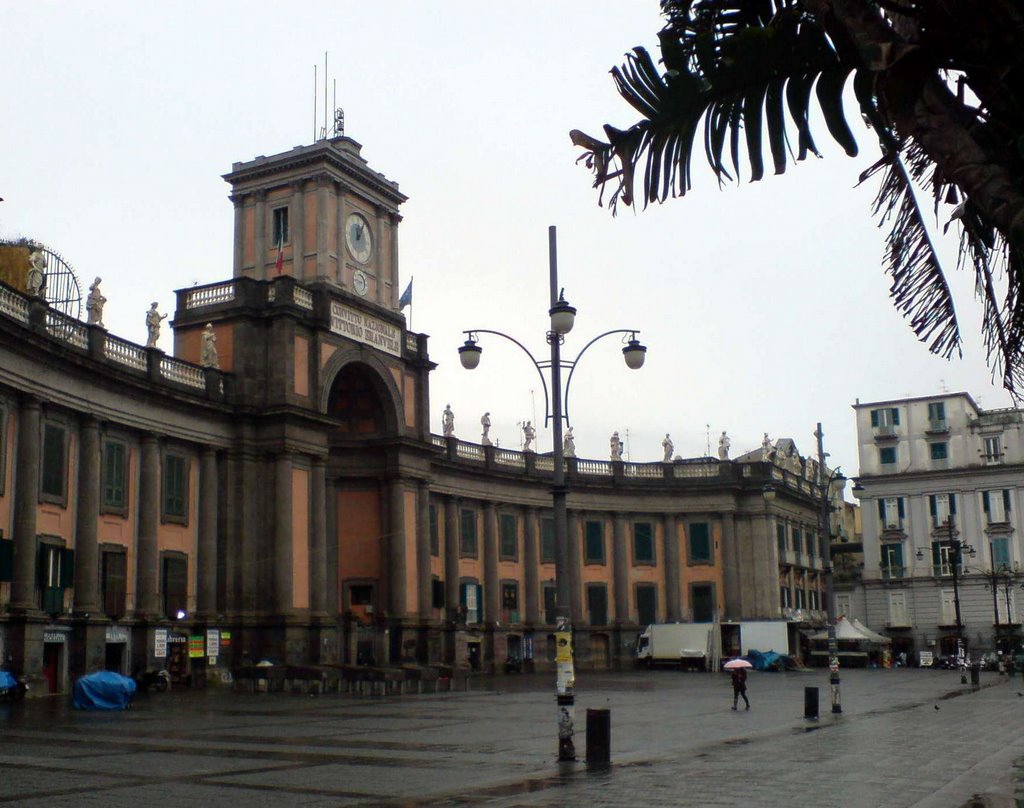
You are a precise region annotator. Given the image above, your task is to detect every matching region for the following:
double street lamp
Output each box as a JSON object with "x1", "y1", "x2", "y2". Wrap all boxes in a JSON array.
[
  {"x1": 458, "y1": 225, "x2": 646, "y2": 761},
  {"x1": 917, "y1": 514, "x2": 974, "y2": 682},
  {"x1": 984, "y1": 546, "x2": 1024, "y2": 656}
]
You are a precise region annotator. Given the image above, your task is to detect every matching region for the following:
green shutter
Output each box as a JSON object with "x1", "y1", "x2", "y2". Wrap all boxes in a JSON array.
[
  {"x1": 891, "y1": 408, "x2": 900, "y2": 425},
  {"x1": 689, "y1": 522, "x2": 711, "y2": 562},
  {"x1": 59, "y1": 548, "x2": 75, "y2": 588},
  {"x1": 870, "y1": 410, "x2": 879, "y2": 427}
]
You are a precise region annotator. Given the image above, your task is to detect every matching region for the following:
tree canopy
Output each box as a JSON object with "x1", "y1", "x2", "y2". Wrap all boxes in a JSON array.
[{"x1": 571, "y1": 0, "x2": 1024, "y2": 392}]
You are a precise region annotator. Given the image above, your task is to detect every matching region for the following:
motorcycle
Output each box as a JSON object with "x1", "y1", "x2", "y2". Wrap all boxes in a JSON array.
[
  {"x1": 0, "y1": 670, "x2": 28, "y2": 701},
  {"x1": 132, "y1": 668, "x2": 171, "y2": 692}
]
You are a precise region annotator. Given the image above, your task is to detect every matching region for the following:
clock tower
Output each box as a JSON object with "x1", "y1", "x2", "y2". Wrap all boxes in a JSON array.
[{"x1": 223, "y1": 136, "x2": 406, "y2": 311}]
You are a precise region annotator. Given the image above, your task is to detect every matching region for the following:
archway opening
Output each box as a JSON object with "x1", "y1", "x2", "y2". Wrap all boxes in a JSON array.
[{"x1": 327, "y1": 364, "x2": 387, "y2": 435}]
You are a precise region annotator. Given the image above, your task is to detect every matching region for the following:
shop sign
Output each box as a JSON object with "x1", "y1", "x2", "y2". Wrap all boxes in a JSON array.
[
  {"x1": 105, "y1": 626, "x2": 128, "y2": 644},
  {"x1": 167, "y1": 634, "x2": 188, "y2": 643},
  {"x1": 208, "y1": 656, "x2": 217, "y2": 667},
  {"x1": 43, "y1": 631, "x2": 66, "y2": 643},
  {"x1": 206, "y1": 629, "x2": 220, "y2": 657},
  {"x1": 188, "y1": 636, "x2": 205, "y2": 658},
  {"x1": 154, "y1": 629, "x2": 168, "y2": 658},
  {"x1": 220, "y1": 631, "x2": 232, "y2": 647}
]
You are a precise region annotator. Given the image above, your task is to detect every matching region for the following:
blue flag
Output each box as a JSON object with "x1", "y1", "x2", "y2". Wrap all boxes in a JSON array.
[{"x1": 399, "y1": 278, "x2": 413, "y2": 309}]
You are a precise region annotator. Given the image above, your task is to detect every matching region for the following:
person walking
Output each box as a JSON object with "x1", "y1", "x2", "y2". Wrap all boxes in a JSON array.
[{"x1": 731, "y1": 667, "x2": 750, "y2": 710}]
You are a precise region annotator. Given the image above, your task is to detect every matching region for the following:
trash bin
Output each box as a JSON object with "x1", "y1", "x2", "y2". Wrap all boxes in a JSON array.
[
  {"x1": 804, "y1": 686, "x2": 819, "y2": 720},
  {"x1": 586, "y1": 708, "x2": 611, "y2": 764},
  {"x1": 970, "y1": 662, "x2": 981, "y2": 686}
]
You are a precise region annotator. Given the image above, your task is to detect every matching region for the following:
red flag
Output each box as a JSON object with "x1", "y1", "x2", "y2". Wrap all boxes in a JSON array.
[{"x1": 275, "y1": 237, "x2": 284, "y2": 274}]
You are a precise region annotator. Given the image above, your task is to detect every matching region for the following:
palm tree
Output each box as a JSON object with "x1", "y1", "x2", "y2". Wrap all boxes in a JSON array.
[{"x1": 571, "y1": 1, "x2": 1024, "y2": 392}]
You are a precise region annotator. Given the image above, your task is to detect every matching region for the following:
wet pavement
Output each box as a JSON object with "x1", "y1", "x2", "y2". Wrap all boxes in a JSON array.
[{"x1": 0, "y1": 667, "x2": 1022, "y2": 806}]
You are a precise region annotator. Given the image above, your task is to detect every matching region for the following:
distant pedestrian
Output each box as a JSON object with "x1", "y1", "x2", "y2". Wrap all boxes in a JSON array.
[{"x1": 731, "y1": 667, "x2": 750, "y2": 710}]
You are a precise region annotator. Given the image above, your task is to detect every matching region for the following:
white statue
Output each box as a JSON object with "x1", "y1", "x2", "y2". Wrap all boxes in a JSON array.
[
  {"x1": 86, "y1": 277, "x2": 106, "y2": 327},
  {"x1": 200, "y1": 322, "x2": 218, "y2": 368},
  {"x1": 610, "y1": 431, "x2": 623, "y2": 461},
  {"x1": 145, "y1": 302, "x2": 167, "y2": 348},
  {"x1": 481, "y1": 412, "x2": 491, "y2": 445},
  {"x1": 26, "y1": 249, "x2": 46, "y2": 297},
  {"x1": 788, "y1": 448, "x2": 803, "y2": 474},
  {"x1": 442, "y1": 404, "x2": 455, "y2": 437},
  {"x1": 761, "y1": 433, "x2": 772, "y2": 461},
  {"x1": 718, "y1": 431, "x2": 731, "y2": 460},
  {"x1": 662, "y1": 433, "x2": 673, "y2": 462},
  {"x1": 563, "y1": 427, "x2": 575, "y2": 458},
  {"x1": 523, "y1": 421, "x2": 536, "y2": 452}
]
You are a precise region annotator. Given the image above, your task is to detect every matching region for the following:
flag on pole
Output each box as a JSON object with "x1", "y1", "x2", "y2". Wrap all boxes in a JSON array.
[
  {"x1": 274, "y1": 235, "x2": 284, "y2": 274},
  {"x1": 399, "y1": 277, "x2": 413, "y2": 310}
]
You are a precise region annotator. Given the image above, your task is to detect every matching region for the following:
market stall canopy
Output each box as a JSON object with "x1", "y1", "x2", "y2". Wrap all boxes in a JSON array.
[
  {"x1": 808, "y1": 616, "x2": 890, "y2": 643},
  {"x1": 851, "y1": 618, "x2": 891, "y2": 644}
]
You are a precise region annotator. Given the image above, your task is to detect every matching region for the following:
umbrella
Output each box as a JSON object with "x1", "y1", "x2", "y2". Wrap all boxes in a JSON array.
[{"x1": 723, "y1": 659, "x2": 752, "y2": 670}]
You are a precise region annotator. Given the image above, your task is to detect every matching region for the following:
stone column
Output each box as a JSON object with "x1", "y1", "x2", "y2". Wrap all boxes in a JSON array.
[
  {"x1": 390, "y1": 213, "x2": 401, "y2": 308},
  {"x1": 388, "y1": 478, "x2": 407, "y2": 617},
  {"x1": 196, "y1": 447, "x2": 218, "y2": 617},
  {"x1": 239, "y1": 450, "x2": 260, "y2": 613},
  {"x1": 231, "y1": 194, "x2": 245, "y2": 276},
  {"x1": 663, "y1": 514, "x2": 681, "y2": 622},
  {"x1": 335, "y1": 182, "x2": 348, "y2": 286},
  {"x1": 73, "y1": 416, "x2": 101, "y2": 613},
  {"x1": 253, "y1": 190, "x2": 267, "y2": 280},
  {"x1": 444, "y1": 497, "x2": 460, "y2": 612},
  {"x1": 135, "y1": 435, "x2": 160, "y2": 618},
  {"x1": 416, "y1": 481, "x2": 432, "y2": 619},
  {"x1": 483, "y1": 502, "x2": 499, "y2": 623},
  {"x1": 523, "y1": 507, "x2": 539, "y2": 624},
  {"x1": 567, "y1": 510, "x2": 582, "y2": 623},
  {"x1": 612, "y1": 512, "x2": 629, "y2": 622},
  {"x1": 290, "y1": 180, "x2": 305, "y2": 281},
  {"x1": 316, "y1": 175, "x2": 330, "y2": 279},
  {"x1": 721, "y1": 513, "x2": 741, "y2": 620},
  {"x1": 11, "y1": 396, "x2": 40, "y2": 609},
  {"x1": 274, "y1": 452, "x2": 293, "y2": 614},
  {"x1": 309, "y1": 456, "x2": 327, "y2": 616}
]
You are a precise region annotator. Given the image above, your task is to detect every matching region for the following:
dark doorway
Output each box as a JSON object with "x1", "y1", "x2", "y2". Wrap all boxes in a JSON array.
[
  {"x1": 468, "y1": 642, "x2": 481, "y2": 671},
  {"x1": 327, "y1": 364, "x2": 386, "y2": 434},
  {"x1": 42, "y1": 642, "x2": 61, "y2": 694},
  {"x1": 105, "y1": 643, "x2": 125, "y2": 673},
  {"x1": 691, "y1": 583, "x2": 715, "y2": 623}
]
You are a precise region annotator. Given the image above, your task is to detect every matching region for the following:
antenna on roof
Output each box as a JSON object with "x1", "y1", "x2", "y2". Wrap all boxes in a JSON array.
[{"x1": 312, "y1": 63, "x2": 317, "y2": 141}]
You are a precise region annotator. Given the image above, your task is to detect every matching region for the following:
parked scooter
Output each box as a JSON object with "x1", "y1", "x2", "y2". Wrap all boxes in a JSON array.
[
  {"x1": 132, "y1": 667, "x2": 171, "y2": 692},
  {"x1": 0, "y1": 670, "x2": 28, "y2": 701}
]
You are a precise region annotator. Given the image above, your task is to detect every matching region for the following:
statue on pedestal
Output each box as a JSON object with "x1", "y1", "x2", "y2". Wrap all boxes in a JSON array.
[
  {"x1": 523, "y1": 421, "x2": 536, "y2": 452},
  {"x1": 610, "y1": 431, "x2": 623, "y2": 461},
  {"x1": 200, "y1": 322, "x2": 218, "y2": 368},
  {"x1": 481, "y1": 412, "x2": 491, "y2": 445},
  {"x1": 86, "y1": 277, "x2": 106, "y2": 327},
  {"x1": 442, "y1": 404, "x2": 455, "y2": 437},
  {"x1": 761, "y1": 433, "x2": 772, "y2": 461},
  {"x1": 26, "y1": 249, "x2": 46, "y2": 297},
  {"x1": 718, "y1": 431, "x2": 731, "y2": 460},
  {"x1": 563, "y1": 427, "x2": 575, "y2": 458},
  {"x1": 145, "y1": 302, "x2": 167, "y2": 348},
  {"x1": 662, "y1": 433, "x2": 674, "y2": 462}
]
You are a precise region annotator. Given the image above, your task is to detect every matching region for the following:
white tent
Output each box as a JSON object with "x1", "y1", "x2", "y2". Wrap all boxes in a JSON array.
[
  {"x1": 808, "y1": 616, "x2": 890, "y2": 643},
  {"x1": 851, "y1": 618, "x2": 892, "y2": 644}
]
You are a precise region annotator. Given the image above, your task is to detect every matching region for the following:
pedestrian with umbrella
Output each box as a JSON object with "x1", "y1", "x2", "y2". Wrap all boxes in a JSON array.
[{"x1": 725, "y1": 658, "x2": 751, "y2": 710}]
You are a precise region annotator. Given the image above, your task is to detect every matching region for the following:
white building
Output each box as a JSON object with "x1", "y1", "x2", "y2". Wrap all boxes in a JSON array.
[{"x1": 850, "y1": 393, "x2": 1024, "y2": 661}]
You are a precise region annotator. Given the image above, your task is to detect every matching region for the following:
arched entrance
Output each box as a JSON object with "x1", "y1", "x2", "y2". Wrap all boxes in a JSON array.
[{"x1": 327, "y1": 363, "x2": 389, "y2": 435}]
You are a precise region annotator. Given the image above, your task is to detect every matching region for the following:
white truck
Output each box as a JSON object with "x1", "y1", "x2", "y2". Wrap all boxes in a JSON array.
[{"x1": 636, "y1": 623, "x2": 712, "y2": 669}]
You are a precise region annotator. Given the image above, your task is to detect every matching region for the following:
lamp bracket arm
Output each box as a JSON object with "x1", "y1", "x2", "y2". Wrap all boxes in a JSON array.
[
  {"x1": 562, "y1": 329, "x2": 640, "y2": 426},
  {"x1": 461, "y1": 329, "x2": 551, "y2": 423}
]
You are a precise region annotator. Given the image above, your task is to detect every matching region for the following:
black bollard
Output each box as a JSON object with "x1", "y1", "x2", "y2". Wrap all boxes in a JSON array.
[
  {"x1": 970, "y1": 662, "x2": 981, "y2": 687},
  {"x1": 586, "y1": 708, "x2": 611, "y2": 764},
  {"x1": 804, "y1": 686, "x2": 819, "y2": 720}
]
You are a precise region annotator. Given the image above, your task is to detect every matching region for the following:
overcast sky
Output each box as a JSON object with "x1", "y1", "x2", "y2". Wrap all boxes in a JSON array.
[{"x1": 2, "y1": 2, "x2": 1013, "y2": 485}]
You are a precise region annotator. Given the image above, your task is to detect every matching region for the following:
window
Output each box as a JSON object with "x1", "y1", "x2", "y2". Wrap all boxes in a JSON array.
[
  {"x1": 809, "y1": 589, "x2": 820, "y2": 611},
  {"x1": 792, "y1": 527, "x2": 802, "y2": 555},
  {"x1": 780, "y1": 586, "x2": 791, "y2": 609},
  {"x1": 879, "y1": 446, "x2": 897, "y2": 465},
  {"x1": 459, "y1": 509, "x2": 477, "y2": 557},
  {"x1": 870, "y1": 407, "x2": 900, "y2": 428},
  {"x1": 991, "y1": 536, "x2": 1011, "y2": 568},
  {"x1": 929, "y1": 493, "x2": 957, "y2": 528},
  {"x1": 543, "y1": 584, "x2": 557, "y2": 624},
  {"x1": 0, "y1": 534, "x2": 11, "y2": 582},
  {"x1": 940, "y1": 589, "x2": 957, "y2": 625},
  {"x1": 795, "y1": 588, "x2": 807, "y2": 609},
  {"x1": 350, "y1": 584, "x2": 373, "y2": 606},
  {"x1": 688, "y1": 522, "x2": 712, "y2": 564},
  {"x1": 691, "y1": 583, "x2": 714, "y2": 622},
  {"x1": 835, "y1": 593, "x2": 851, "y2": 619},
  {"x1": 932, "y1": 542, "x2": 961, "y2": 577},
  {"x1": 162, "y1": 453, "x2": 188, "y2": 520},
  {"x1": 431, "y1": 577, "x2": 444, "y2": 609},
  {"x1": 101, "y1": 549, "x2": 126, "y2": 619},
  {"x1": 776, "y1": 523, "x2": 787, "y2": 556},
  {"x1": 501, "y1": 582, "x2": 519, "y2": 622},
  {"x1": 878, "y1": 497, "x2": 905, "y2": 530},
  {"x1": 460, "y1": 581, "x2": 482, "y2": 624},
  {"x1": 38, "y1": 543, "x2": 73, "y2": 615},
  {"x1": 499, "y1": 513, "x2": 517, "y2": 561},
  {"x1": 41, "y1": 423, "x2": 67, "y2": 501},
  {"x1": 162, "y1": 554, "x2": 188, "y2": 619},
  {"x1": 540, "y1": 518, "x2": 555, "y2": 563},
  {"x1": 587, "y1": 584, "x2": 608, "y2": 626},
  {"x1": 636, "y1": 584, "x2": 657, "y2": 627},
  {"x1": 584, "y1": 520, "x2": 605, "y2": 564},
  {"x1": 633, "y1": 522, "x2": 655, "y2": 564},
  {"x1": 928, "y1": 402, "x2": 946, "y2": 422},
  {"x1": 889, "y1": 591, "x2": 908, "y2": 626},
  {"x1": 983, "y1": 490, "x2": 1012, "y2": 524},
  {"x1": 429, "y1": 505, "x2": 439, "y2": 557},
  {"x1": 984, "y1": 436, "x2": 1002, "y2": 464},
  {"x1": 880, "y1": 543, "x2": 904, "y2": 579},
  {"x1": 929, "y1": 442, "x2": 948, "y2": 461},
  {"x1": 272, "y1": 206, "x2": 289, "y2": 246},
  {"x1": 102, "y1": 440, "x2": 127, "y2": 510}
]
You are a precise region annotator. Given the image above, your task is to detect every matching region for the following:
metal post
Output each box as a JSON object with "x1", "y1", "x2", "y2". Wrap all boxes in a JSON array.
[
  {"x1": 950, "y1": 515, "x2": 967, "y2": 683},
  {"x1": 549, "y1": 226, "x2": 575, "y2": 762},
  {"x1": 816, "y1": 423, "x2": 841, "y2": 714}
]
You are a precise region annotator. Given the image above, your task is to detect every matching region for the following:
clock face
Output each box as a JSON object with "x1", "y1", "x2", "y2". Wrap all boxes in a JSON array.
[
  {"x1": 345, "y1": 213, "x2": 373, "y2": 264},
  {"x1": 353, "y1": 269, "x2": 368, "y2": 297}
]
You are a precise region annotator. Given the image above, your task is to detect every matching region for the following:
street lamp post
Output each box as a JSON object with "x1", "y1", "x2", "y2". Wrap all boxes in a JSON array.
[
  {"x1": 917, "y1": 513, "x2": 974, "y2": 683},
  {"x1": 984, "y1": 543, "x2": 1023, "y2": 658},
  {"x1": 458, "y1": 225, "x2": 646, "y2": 761},
  {"x1": 814, "y1": 423, "x2": 844, "y2": 714}
]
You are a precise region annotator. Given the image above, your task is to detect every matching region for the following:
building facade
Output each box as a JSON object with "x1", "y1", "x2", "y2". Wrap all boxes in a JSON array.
[
  {"x1": 850, "y1": 393, "x2": 1024, "y2": 661},
  {"x1": 0, "y1": 135, "x2": 831, "y2": 693}
]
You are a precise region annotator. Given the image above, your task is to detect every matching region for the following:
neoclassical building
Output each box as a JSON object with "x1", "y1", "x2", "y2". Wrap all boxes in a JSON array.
[{"x1": 0, "y1": 135, "x2": 830, "y2": 693}]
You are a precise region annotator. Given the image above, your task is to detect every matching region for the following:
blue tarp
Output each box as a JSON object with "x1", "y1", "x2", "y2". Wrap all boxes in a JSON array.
[
  {"x1": 0, "y1": 671, "x2": 16, "y2": 690},
  {"x1": 745, "y1": 650, "x2": 787, "y2": 671},
  {"x1": 73, "y1": 671, "x2": 136, "y2": 710}
]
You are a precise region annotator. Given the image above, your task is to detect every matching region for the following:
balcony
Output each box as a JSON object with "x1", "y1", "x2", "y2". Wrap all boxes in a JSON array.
[
  {"x1": 873, "y1": 424, "x2": 898, "y2": 441},
  {"x1": 881, "y1": 565, "x2": 906, "y2": 581},
  {"x1": 926, "y1": 419, "x2": 949, "y2": 434}
]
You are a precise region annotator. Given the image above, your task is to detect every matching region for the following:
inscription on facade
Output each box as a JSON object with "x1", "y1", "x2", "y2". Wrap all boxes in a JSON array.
[{"x1": 330, "y1": 301, "x2": 401, "y2": 357}]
